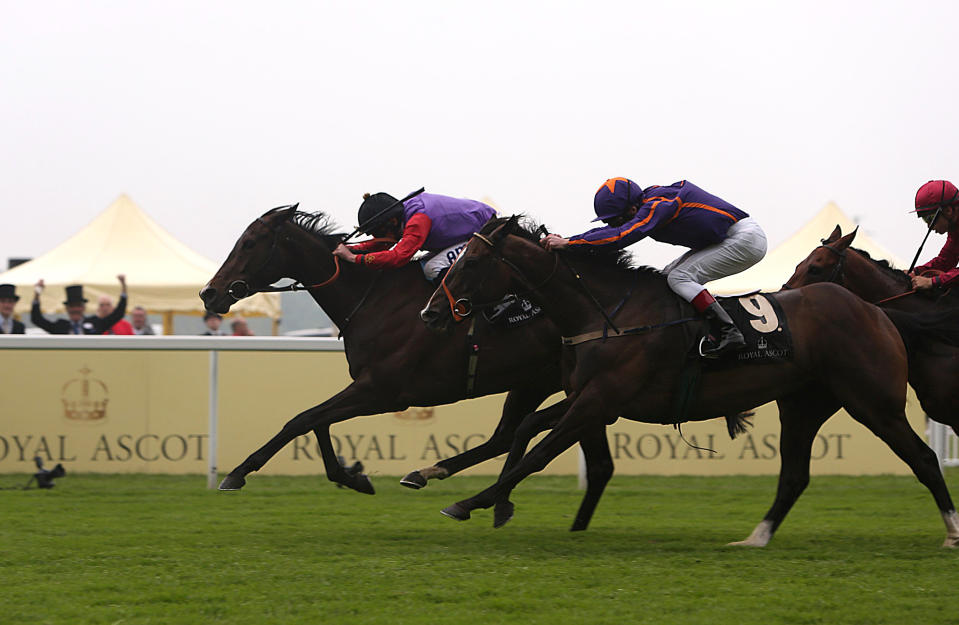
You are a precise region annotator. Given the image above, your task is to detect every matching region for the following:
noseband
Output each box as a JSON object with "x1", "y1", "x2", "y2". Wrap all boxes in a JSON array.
[
  {"x1": 227, "y1": 217, "x2": 342, "y2": 301},
  {"x1": 782, "y1": 243, "x2": 846, "y2": 291},
  {"x1": 440, "y1": 232, "x2": 559, "y2": 322}
]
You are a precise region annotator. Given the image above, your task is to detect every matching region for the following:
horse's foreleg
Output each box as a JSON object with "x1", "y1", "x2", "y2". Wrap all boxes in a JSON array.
[
  {"x1": 441, "y1": 397, "x2": 594, "y2": 525},
  {"x1": 569, "y1": 424, "x2": 614, "y2": 532},
  {"x1": 219, "y1": 381, "x2": 392, "y2": 493},
  {"x1": 400, "y1": 383, "x2": 557, "y2": 489},
  {"x1": 730, "y1": 390, "x2": 835, "y2": 547}
]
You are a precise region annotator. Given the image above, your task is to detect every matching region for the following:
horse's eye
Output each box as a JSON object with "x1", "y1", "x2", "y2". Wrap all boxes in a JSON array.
[
  {"x1": 242, "y1": 239, "x2": 256, "y2": 250},
  {"x1": 808, "y1": 265, "x2": 822, "y2": 275}
]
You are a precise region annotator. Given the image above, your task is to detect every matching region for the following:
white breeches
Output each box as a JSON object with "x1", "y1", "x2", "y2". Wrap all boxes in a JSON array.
[
  {"x1": 420, "y1": 241, "x2": 469, "y2": 280},
  {"x1": 663, "y1": 217, "x2": 768, "y2": 302}
]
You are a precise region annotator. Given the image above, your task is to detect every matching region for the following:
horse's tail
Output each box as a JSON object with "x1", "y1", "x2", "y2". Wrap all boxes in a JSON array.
[
  {"x1": 882, "y1": 308, "x2": 959, "y2": 355},
  {"x1": 724, "y1": 410, "x2": 754, "y2": 440}
]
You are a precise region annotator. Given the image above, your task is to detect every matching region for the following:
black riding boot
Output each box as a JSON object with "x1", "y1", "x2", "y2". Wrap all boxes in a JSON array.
[{"x1": 701, "y1": 301, "x2": 746, "y2": 357}]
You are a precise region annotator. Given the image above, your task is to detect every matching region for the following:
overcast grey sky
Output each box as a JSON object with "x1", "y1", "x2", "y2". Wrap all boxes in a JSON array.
[{"x1": 2, "y1": 0, "x2": 957, "y2": 270}]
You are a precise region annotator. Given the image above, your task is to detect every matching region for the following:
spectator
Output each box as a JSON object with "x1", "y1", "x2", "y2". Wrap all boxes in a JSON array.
[
  {"x1": 0, "y1": 284, "x2": 25, "y2": 334},
  {"x1": 129, "y1": 305, "x2": 155, "y2": 335},
  {"x1": 99, "y1": 295, "x2": 134, "y2": 335},
  {"x1": 231, "y1": 316, "x2": 254, "y2": 336},
  {"x1": 201, "y1": 311, "x2": 226, "y2": 336},
  {"x1": 31, "y1": 275, "x2": 128, "y2": 335}
]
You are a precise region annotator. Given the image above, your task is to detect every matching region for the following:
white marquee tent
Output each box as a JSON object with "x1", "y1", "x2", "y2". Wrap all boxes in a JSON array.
[
  {"x1": 0, "y1": 195, "x2": 280, "y2": 333},
  {"x1": 711, "y1": 202, "x2": 905, "y2": 295}
]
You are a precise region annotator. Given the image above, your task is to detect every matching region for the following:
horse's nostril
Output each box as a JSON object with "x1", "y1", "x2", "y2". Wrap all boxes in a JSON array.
[{"x1": 200, "y1": 287, "x2": 216, "y2": 303}]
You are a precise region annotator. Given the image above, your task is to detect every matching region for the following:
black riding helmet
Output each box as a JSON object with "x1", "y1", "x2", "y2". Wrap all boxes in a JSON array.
[{"x1": 358, "y1": 192, "x2": 404, "y2": 235}]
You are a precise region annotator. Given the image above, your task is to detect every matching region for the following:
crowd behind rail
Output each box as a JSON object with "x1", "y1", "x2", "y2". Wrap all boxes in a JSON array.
[{"x1": 0, "y1": 275, "x2": 254, "y2": 337}]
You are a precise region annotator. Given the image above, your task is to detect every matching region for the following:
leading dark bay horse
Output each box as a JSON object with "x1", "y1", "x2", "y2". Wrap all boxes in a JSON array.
[
  {"x1": 785, "y1": 225, "x2": 959, "y2": 436},
  {"x1": 420, "y1": 216, "x2": 959, "y2": 547},
  {"x1": 200, "y1": 205, "x2": 565, "y2": 493}
]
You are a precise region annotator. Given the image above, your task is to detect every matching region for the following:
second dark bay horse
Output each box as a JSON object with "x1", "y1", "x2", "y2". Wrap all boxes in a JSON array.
[
  {"x1": 421, "y1": 216, "x2": 959, "y2": 547},
  {"x1": 785, "y1": 225, "x2": 959, "y2": 436},
  {"x1": 200, "y1": 205, "x2": 564, "y2": 493}
]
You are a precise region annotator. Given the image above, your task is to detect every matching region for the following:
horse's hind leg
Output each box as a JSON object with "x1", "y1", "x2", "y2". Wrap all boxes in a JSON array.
[
  {"x1": 400, "y1": 382, "x2": 556, "y2": 489},
  {"x1": 840, "y1": 395, "x2": 959, "y2": 547},
  {"x1": 730, "y1": 389, "x2": 837, "y2": 547},
  {"x1": 219, "y1": 379, "x2": 394, "y2": 494},
  {"x1": 570, "y1": 424, "x2": 614, "y2": 532}
]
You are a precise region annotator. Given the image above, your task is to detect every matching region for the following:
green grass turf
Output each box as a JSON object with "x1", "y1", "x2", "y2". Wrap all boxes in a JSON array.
[{"x1": 2, "y1": 471, "x2": 959, "y2": 625}]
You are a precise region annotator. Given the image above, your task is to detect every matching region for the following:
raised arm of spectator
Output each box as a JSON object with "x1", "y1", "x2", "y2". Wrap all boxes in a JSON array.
[{"x1": 29, "y1": 279, "x2": 58, "y2": 334}]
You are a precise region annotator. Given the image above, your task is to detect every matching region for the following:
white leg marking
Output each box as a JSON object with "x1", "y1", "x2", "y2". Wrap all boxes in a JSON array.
[
  {"x1": 728, "y1": 519, "x2": 774, "y2": 547},
  {"x1": 419, "y1": 466, "x2": 450, "y2": 480},
  {"x1": 942, "y1": 510, "x2": 959, "y2": 548}
]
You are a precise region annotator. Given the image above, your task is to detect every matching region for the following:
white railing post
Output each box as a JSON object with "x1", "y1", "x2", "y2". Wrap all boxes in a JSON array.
[{"x1": 207, "y1": 350, "x2": 219, "y2": 489}]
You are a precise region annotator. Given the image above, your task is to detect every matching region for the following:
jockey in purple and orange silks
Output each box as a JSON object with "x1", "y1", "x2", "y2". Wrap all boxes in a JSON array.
[
  {"x1": 909, "y1": 180, "x2": 959, "y2": 291},
  {"x1": 543, "y1": 178, "x2": 767, "y2": 357},
  {"x1": 334, "y1": 191, "x2": 496, "y2": 283}
]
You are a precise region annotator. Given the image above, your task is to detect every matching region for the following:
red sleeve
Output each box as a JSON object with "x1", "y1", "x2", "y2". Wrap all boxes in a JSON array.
[
  {"x1": 356, "y1": 213, "x2": 432, "y2": 269},
  {"x1": 915, "y1": 230, "x2": 959, "y2": 281},
  {"x1": 349, "y1": 239, "x2": 395, "y2": 253}
]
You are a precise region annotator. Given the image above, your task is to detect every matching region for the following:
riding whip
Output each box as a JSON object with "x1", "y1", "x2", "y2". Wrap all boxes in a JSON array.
[
  {"x1": 536, "y1": 225, "x2": 621, "y2": 334},
  {"x1": 341, "y1": 187, "x2": 426, "y2": 244},
  {"x1": 908, "y1": 206, "x2": 942, "y2": 273}
]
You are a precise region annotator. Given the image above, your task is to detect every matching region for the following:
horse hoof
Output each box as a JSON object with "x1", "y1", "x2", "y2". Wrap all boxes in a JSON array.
[
  {"x1": 400, "y1": 471, "x2": 427, "y2": 490},
  {"x1": 726, "y1": 539, "x2": 767, "y2": 548},
  {"x1": 218, "y1": 474, "x2": 246, "y2": 491},
  {"x1": 943, "y1": 535, "x2": 959, "y2": 548},
  {"x1": 350, "y1": 473, "x2": 375, "y2": 495},
  {"x1": 493, "y1": 501, "x2": 515, "y2": 528},
  {"x1": 440, "y1": 502, "x2": 471, "y2": 521}
]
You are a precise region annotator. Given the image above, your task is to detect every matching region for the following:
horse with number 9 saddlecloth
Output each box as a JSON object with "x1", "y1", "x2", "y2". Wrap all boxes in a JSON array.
[
  {"x1": 200, "y1": 205, "x2": 564, "y2": 494},
  {"x1": 420, "y1": 215, "x2": 959, "y2": 547}
]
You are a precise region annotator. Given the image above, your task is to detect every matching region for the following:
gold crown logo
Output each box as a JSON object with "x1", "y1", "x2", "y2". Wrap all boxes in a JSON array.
[
  {"x1": 393, "y1": 407, "x2": 435, "y2": 422},
  {"x1": 61, "y1": 366, "x2": 108, "y2": 421}
]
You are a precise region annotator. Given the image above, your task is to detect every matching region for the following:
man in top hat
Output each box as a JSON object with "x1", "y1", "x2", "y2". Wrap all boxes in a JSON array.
[
  {"x1": 31, "y1": 275, "x2": 128, "y2": 335},
  {"x1": 0, "y1": 284, "x2": 25, "y2": 334}
]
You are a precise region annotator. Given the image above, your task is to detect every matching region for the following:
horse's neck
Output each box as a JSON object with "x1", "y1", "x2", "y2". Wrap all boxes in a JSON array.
[
  {"x1": 844, "y1": 252, "x2": 912, "y2": 303},
  {"x1": 528, "y1": 252, "x2": 662, "y2": 335}
]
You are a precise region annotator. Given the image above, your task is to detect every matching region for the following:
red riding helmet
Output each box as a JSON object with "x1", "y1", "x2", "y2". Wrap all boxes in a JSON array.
[{"x1": 914, "y1": 180, "x2": 959, "y2": 214}]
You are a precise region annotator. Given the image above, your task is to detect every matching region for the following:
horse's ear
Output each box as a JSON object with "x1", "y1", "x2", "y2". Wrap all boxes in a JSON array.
[
  {"x1": 264, "y1": 203, "x2": 298, "y2": 222},
  {"x1": 834, "y1": 226, "x2": 858, "y2": 252},
  {"x1": 823, "y1": 225, "x2": 842, "y2": 244},
  {"x1": 492, "y1": 215, "x2": 520, "y2": 243}
]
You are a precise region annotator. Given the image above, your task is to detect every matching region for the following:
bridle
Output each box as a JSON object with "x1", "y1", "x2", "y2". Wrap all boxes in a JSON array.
[
  {"x1": 781, "y1": 242, "x2": 847, "y2": 291},
  {"x1": 784, "y1": 242, "x2": 922, "y2": 305},
  {"x1": 439, "y1": 232, "x2": 560, "y2": 322},
  {"x1": 225, "y1": 217, "x2": 397, "y2": 301}
]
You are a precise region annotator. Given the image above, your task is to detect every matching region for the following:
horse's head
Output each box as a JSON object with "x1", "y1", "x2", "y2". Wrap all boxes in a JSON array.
[
  {"x1": 783, "y1": 225, "x2": 857, "y2": 289},
  {"x1": 201, "y1": 204, "x2": 302, "y2": 314},
  {"x1": 420, "y1": 215, "x2": 535, "y2": 332}
]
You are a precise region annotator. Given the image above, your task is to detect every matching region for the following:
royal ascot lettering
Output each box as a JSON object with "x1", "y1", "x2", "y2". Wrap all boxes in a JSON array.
[
  {"x1": 288, "y1": 432, "x2": 491, "y2": 462},
  {"x1": 0, "y1": 434, "x2": 208, "y2": 465},
  {"x1": 610, "y1": 431, "x2": 852, "y2": 462},
  {"x1": 90, "y1": 434, "x2": 208, "y2": 462},
  {"x1": 0, "y1": 435, "x2": 76, "y2": 462}
]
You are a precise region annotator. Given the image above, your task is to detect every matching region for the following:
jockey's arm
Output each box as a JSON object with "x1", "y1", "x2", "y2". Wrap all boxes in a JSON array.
[
  {"x1": 567, "y1": 198, "x2": 677, "y2": 251},
  {"x1": 914, "y1": 231, "x2": 959, "y2": 288},
  {"x1": 350, "y1": 213, "x2": 432, "y2": 268}
]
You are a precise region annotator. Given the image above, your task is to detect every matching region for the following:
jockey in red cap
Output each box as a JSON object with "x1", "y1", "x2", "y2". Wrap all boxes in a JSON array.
[
  {"x1": 910, "y1": 180, "x2": 959, "y2": 290},
  {"x1": 543, "y1": 178, "x2": 767, "y2": 357}
]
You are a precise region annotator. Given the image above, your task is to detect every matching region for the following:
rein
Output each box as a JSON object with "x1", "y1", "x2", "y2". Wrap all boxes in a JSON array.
[
  {"x1": 225, "y1": 218, "x2": 392, "y2": 301},
  {"x1": 440, "y1": 232, "x2": 560, "y2": 321}
]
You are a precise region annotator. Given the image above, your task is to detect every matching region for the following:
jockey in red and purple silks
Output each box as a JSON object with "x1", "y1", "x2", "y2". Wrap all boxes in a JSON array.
[
  {"x1": 909, "y1": 180, "x2": 959, "y2": 291},
  {"x1": 543, "y1": 178, "x2": 767, "y2": 357},
  {"x1": 334, "y1": 191, "x2": 496, "y2": 282}
]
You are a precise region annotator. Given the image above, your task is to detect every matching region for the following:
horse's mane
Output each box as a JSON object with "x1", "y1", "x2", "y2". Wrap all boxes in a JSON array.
[
  {"x1": 850, "y1": 247, "x2": 913, "y2": 289},
  {"x1": 481, "y1": 215, "x2": 662, "y2": 277},
  {"x1": 288, "y1": 210, "x2": 341, "y2": 239}
]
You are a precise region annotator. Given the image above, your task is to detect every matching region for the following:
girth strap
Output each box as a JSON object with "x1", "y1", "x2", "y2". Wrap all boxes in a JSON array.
[
  {"x1": 561, "y1": 317, "x2": 698, "y2": 346},
  {"x1": 466, "y1": 318, "x2": 480, "y2": 397}
]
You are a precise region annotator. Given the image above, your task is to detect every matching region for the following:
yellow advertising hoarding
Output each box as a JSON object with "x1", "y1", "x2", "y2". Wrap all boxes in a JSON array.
[{"x1": 0, "y1": 349, "x2": 927, "y2": 477}]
